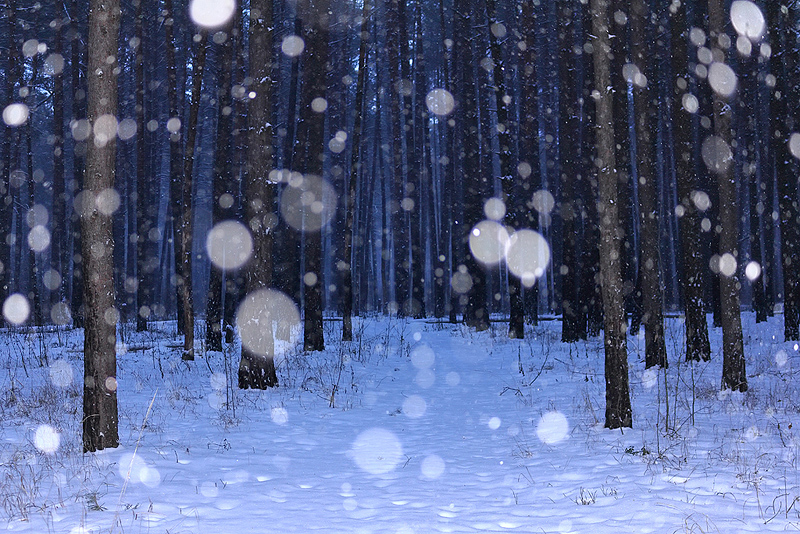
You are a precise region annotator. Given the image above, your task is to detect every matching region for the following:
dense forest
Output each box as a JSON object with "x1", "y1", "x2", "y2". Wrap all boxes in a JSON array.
[{"x1": 0, "y1": 0, "x2": 796, "y2": 448}]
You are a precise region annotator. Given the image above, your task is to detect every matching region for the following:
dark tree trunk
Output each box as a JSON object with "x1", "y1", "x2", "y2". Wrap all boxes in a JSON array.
[
  {"x1": 178, "y1": 33, "x2": 208, "y2": 360},
  {"x1": 669, "y1": 0, "x2": 711, "y2": 361},
  {"x1": 51, "y1": 6, "x2": 67, "y2": 316},
  {"x1": 239, "y1": 0, "x2": 279, "y2": 389},
  {"x1": 558, "y1": 0, "x2": 584, "y2": 342},
  {"x1": 82, "y1": 0, "x2": 120, "y2": 453},
  {"x1": 342, "y1": 0, "x2": 370, "y2": 342},
  {"x1": 631, "y1": 0, "x2": 667, "y2": 369},
  {"x1": 297, "y1": 0, "x2": 329, "y2": 352},
  {"x1": 707, "y1": 0, "x2": 746, "y2": 392},
  {"x1": 766, "y1": 1, "x2": 800, "y2": 341},
  {"x1": 134, "y1": 0, "x2": 150, "y2": 332},
  {"x1": 206, "y1": 16, "x2": 237, "y2": 352},
  {"x1": 591, "y1": 0, "x2": 632, "y2": 430}
]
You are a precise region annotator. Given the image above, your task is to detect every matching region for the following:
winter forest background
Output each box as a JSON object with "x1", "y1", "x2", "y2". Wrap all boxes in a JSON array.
[{"x1": 3, "y1": 0, "x2": 800, "y2": 531}]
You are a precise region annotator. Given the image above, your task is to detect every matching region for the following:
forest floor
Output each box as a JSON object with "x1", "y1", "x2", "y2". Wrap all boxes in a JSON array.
[{"x1": 2, "y1": 313, "x2": 800, "y2": 533}]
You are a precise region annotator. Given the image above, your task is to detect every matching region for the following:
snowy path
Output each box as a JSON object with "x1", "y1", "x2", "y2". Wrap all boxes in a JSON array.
[{"x1": 4, "y1": 316, "x2": 800, "y2": 533}]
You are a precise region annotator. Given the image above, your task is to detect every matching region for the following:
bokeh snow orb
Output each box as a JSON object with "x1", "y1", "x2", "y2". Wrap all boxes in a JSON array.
[
  {"x1": 701, "y1": 135, "x2": 733, "y2": 174},
  {"x1": 280, "y1": 174, "x2": 337, "y2": 232},
  {"x1": 119, "y1": 452, "x2": 161, "y2": 487},
  {"x1": 236, "y1": 288, "x2": 300, "y2": 358},
  {"x1": 532, "y1": 190, "x2": 555, "y2": 215},
  {"x1": 27, "y1": 225, "x2": 51, "y2": 252},
  {"x1": 682, "y1": 93, "x2": 699, "y2": 114},
  {"x1": 50, "y1": 302, "x2": 72, "y2": 325},
  {"x1": 420, "y1": 454, "x2": 445, "y2": 479},
  {"x1": 271, "y1": 406, "x2": 289, "y2": 425},
  {"x1": 488, "y1": 416, "x2": 501, "y2": 430},
  {"x1": 536, "y1": 411, "x2": 569, "y2": 445},
  {"x1": 189, "y1": 0, "x2": 236, "y2": 29},
  {"x1": 281, "y1": 35, "x2": 305, "y2": 57},
  {"x1": 506, "y1": 229, "x2": 550, "y2": 287},
  {"x1": 708, "y1": 62, "x2": 737, "y2": 98},
  {"x1": 34, "y1": 425, "x2": 60, "y2": 454},
  {"x1": 206, "y1": 220, "x2": 253, "y2": 270},
  {"x1": 484, "y1": 197, "x2": 506, "y2": 221},
  {"x1": 351, "y1": 428, "x2": 404, "y2": 475},
  {"x1": 745, "y1": 261, "x2": 761, "y2": 281},
  {"x1": 3, "y1": 103, "x2": 29, "y2": 126},
  {"x1": 410, "y1": 343, "x2": 435, "y2": 369},
  {"x1": 730, "y1": 1, "x2": 765, "y2": 42},
  {"x1": 642, "y1": 367, "x2": 658, "y2": 389},
  {"x1": 3, "y1": 293, "x2": 30, "y2": 325},
  {"x1": 776, "y1": 350, "x2": 789, "y2": 368},
  {"x1": 415, "y1": 368, "x2": 435, "y2": 389},
  {"x1": 49, "y1": 360, "x2": 74, "y2": 388},
  {"x1": 93, "y1": 114, "x2": 119, "y2": 147},
  {"x1": 425, "y1": 89, "x2": 455, "y2": 116},
  {"x1": 469, "y1": 220, "x2": 509, "y2": 266},
  {"x1": 403, "y1": 395, "x2": 427, "y2": 419},
  {"x1": 789, "y1": 133, "x2": 800, "y2": 160}
]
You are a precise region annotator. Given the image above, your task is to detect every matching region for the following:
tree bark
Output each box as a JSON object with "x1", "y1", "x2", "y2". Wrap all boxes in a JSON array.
[
  {"x1": 707, "y1": 0, "x2": 746, "y2": 392},
  {"x1": 298, "y1": 0, "x2": 329, "y2": 352},
  {"x1": 82, "y1": 0, "x2": 120, "y2": 453},
  {"x1": 669, "y1": 0, "x2": 711, "y2": 361},
  {"x1": 591, "y1": 0, "x2": 632, "y2": 429},
  {"x1": 239, "y1": 0, "x2": 279, "y2": 389},
  {"x1": 631, "y1": 0, "x2": 667, "y2": 369}
]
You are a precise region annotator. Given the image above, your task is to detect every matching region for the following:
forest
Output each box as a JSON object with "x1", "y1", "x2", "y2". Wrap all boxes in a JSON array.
[{"x1": 2, "y1": 0, "x2": 800, "y2": 531}]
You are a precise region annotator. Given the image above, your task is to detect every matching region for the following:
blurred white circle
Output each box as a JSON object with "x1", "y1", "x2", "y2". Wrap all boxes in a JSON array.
[
  {"x1": 410, "y1": 343, "x2": 435, "y2": 369},
  {"x1": 708, "y1": 62, "x2": 737, "y2": 98},
  {"x1": 745, "y1": 261, "x2": 761, "y2": 281},
  {"x1": 34, "y1": 425, "x2": 60, "y2": 454},
  {"x1": 425, "y1": 89, "x2": 455, "y2": 116},
  {"x1": 281, "y1": 35, "x2": 305, "y2": 57},
  {"x1": 506, "y1": 229, "x2": 550, "y2": 287},
  {"x1": 351, "y1": 428, "x2": 403, "y2": 475},
  {"x1": 789, "y1": 133, "x2": 800, "y2": 160},
  {"x1": 280, "y1": 174, "x2": 337, "y2": 232},
  {"x1": 484, "y1": 197, "x2": 506, "y2": 221},
  {"x1": 206, "y1": 220, "x2": 253, "y2": 270},
  {"x1": 49, "y1": 360, "x2": 74, "y2": 388},
  {"x1": 701, "y1": 136, "x2": 733, "y2": 174},
  {"x1": 730, "y1": 1, "x2": 765, "y2": 41},
  {"x1": 189, "y1": 0, "x2": 236, "y2": 29},
  {"x1": 3, "y1": 103, "x2": 29, "y2": 126},
  {"x1": 469, "y1": 220, "x2": 509, "y2": 266},
  {"x1": 532, "y1": 190, "x2": 555, "y2": 215},
  {"x1": 420, "y1": 454, "x2": 445, "y2": 479},
  {"x1": 3, "y1": 293, "x2": 30, "y2": 325},
  {"x1": 536, "y1": 411, "x2": 569, "y2": 445},
  {"x1": 402, "y1": 395, "x2": 427, "y2": 419},
  {"x1": 236, "y1": 288, "x2": 300, "y2": 357},
  {"x1": 28, "y1": 226, "x2": 51, "y2": 252}
]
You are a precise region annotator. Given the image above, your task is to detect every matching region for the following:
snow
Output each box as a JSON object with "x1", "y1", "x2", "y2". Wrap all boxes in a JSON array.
[{"x1": 3, "y1": 313, "x2": 800, "y2": 532}]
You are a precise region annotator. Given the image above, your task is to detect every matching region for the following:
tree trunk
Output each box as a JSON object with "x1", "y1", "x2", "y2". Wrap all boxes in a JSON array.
[
  {"x1": 178, "y1": 33, "x2": 207, "y2": 360},
  {"x1": 766, "y1": 1, "x2": 800, "y2": 341},
  {"x1": 82, "y1": 0, "x2": 120, "y2": 453},
  {"x1": 669, "y1": 0, "x2": 711, "y2": 361},
  {"x1": 134, "y1": 0, "x2": 150, "y2": 332},
  {"x1": 298, "y1": 0, "x2": 329, "y2": 352},
  {"x1": 239, "y1": 0, "x2": 279, "y2": 389},
  {"x1": 707, "y1": 0, "x2": 746, "y2": 392},
  {"x1": 591, "y1": 0, "x2": 632, "y2": 430},
  {"x1": 631, "y1": 0, "x2": 667, "y2": 369},
  {"x1": 342, "y1": 0, "x2": 370, "y2": 342}
]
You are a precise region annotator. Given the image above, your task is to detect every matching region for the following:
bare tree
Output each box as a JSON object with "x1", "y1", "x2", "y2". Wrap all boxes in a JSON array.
[{"x1": 82, "y1": 0, "x2": 120, "y2": 453}]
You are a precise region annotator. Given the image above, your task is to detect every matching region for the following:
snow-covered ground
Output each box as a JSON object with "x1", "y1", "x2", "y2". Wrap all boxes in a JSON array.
[{"x1": 2, "y1": 313, "x2": 800, "y2": 533}]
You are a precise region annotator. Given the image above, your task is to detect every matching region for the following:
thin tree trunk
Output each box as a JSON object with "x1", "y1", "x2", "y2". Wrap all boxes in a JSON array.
[
  {"x1": 178, "y1": 33, "x2": 207, "y2": 360},
  {"x1": 82, "y1": 0, "x2": 120, "y2": 453},
  {"x1": 591, "y1": 0, "x2": 632, "y2": 429},
  {"x1": 631, "y1": 0, "x2": 667, "y2": 369},
  {"x1": 342, "y1": 0, "x2": 370, "y2": 342},
  {"x1": 134, "y1": 0, "x2": 149, "y2": 332}
]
